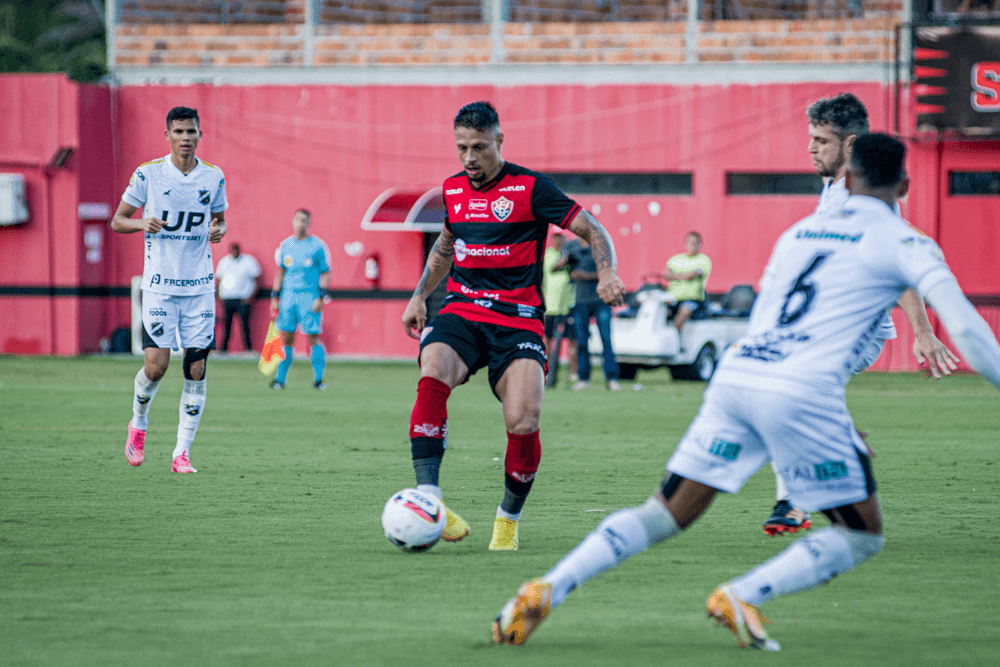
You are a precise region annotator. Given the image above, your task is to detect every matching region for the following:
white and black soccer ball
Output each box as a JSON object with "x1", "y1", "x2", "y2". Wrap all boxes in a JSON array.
[{"x1": 381, "y1": 488, "x2": 446, "y2": 553}]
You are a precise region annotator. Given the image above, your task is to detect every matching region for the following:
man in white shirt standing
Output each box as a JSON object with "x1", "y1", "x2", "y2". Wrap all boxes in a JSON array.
[
  {"x1": 762, "y1": 93, "x2": 960, "y2": 536},
  {"x1": 492, "y1": 133, "x2": 1000, "y2": 651},
  {"x1": 216, "y1": 242, "x2": 261, "y2": 353},
  {"x1": 111, "y1": 106, "x2": 228, "y2": 474}
]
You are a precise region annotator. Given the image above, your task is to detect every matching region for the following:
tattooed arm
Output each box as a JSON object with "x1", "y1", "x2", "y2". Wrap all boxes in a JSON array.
[
  {"x1": 566, "y1": 209, "x2": 626, "y2": 306},
  {"x1": 402, "y1": 228, "x2": 456, "y2": 338}
]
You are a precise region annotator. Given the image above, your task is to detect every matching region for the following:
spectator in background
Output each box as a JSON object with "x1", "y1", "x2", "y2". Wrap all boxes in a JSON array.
[
  {"x1": 663, "y1": 231, "x2": 711, "y2": 334},
  {"x1": 556, "y1": 234, "x2": 622, "y2": 391},
  {"x1": 542, "y1": 231, "x2": 578, "y2": 388},
  {"x1": 216, "y1": 242, "x2": 261, "y2": 353}
]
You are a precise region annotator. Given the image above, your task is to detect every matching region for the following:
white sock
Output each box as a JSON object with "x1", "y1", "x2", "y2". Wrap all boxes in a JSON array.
[
  {"x1": 417, "y1": 484, "x2": 442, "y2": 499},
  {"x1": 131, "y1": 369, "x2": 160, "y2": 430},
  {"x1": 543, "y1": 497, "x2": 680, "y2": 607},
  {"x1": 730, "y1": 526, "x2": 884, "y2": 607},
  {"x1": 173, "y1": 379, "x2": 206, "y2": 458},
  {"x1": 496, "y1": 506, "x2": 520, "y2": 522},
  {"x1": 772, "y1": 461, "x2": 790, "y2": 502}
]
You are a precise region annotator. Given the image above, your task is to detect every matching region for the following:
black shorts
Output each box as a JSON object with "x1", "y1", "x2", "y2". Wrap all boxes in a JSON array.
[{"x1": 419, "y1": 313, "x2": 547, "y2": 399}]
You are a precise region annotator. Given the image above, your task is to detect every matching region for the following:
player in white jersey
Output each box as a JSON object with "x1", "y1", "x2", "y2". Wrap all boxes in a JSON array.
[
  {"x1": 491, "y1": 134, "x2": 1000, "y2": 649},
  {"x1": 764, "y1": 93, "x2": 960, "y2": 535},
  {"x1": 111, "y1": 106, "x2": 228, "y2": 474}
]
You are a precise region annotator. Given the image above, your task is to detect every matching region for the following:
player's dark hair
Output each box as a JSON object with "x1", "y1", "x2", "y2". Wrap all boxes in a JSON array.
[
  {"x1": 806, "y1": 93, "x2": 869, "y2": 138},
  {"x1": 850, "y1": 133, "x2": 906, "y2": 188},
  {"x1": 166, "y1": 106, "x2": 199, "y2": 129},
  {"x1": 686, "y1": 231, "x2": 702, "y2": 242},
  {"x1": 295, "y1": 208, "x2": 311, "y2": 221},
  {"x1": 454, "y1": 101, "x2": 500, "y2": 133}
]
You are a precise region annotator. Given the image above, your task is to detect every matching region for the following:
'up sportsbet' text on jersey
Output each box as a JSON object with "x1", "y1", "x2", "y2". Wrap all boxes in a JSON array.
[
  {"x1": 713, "y1": 195, "x2": 952, "y2": 398},
  {"x1": 122, "y1": 155, "x2": 228, "y2": 296}
]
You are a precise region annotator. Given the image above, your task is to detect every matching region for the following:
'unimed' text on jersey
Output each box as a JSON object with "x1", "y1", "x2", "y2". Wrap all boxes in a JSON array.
[
  {"x1": 714, "y1": 195, "x2": 952, "y2": 397},
  {"x1": 439, "y1": 162, "x2": 582, "y2": 335},
  {"x1": 123, "y1": 155, "x2": 228, "y2": 296}
]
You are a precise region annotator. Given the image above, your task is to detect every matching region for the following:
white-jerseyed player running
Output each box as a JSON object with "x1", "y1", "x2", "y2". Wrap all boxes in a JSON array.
[
  {"x1": 492, "y1": 133, "x2": 1000, "y2": 649},
  {"x1": 111, "y1": 106, "x2": 228, "y2": 473},
  {"x1": 764, "y1": 93, "x2": 960, "y2": 536}
]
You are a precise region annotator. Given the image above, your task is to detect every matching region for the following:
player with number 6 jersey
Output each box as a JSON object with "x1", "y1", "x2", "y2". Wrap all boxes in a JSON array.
[
  {"x1": 111, "y1": 106, "x2": 228, "y2": 474},
  {"x1": 492, "y1": 133, "x2": 1000, "y2": 649}
]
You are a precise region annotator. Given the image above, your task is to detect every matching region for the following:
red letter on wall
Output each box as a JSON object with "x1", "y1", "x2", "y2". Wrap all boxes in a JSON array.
[{"x1": 971, "y1": 62, "x2": 1000, "y2": 112}]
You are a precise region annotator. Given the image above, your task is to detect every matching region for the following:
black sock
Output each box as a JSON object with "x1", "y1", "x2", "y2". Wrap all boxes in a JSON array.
[
  {"x1": 412, "y1": 456, "x2": 442, "y2": 486},
  {"x1": 500, "y1": 472, "x2": 533, "y2": 516}
]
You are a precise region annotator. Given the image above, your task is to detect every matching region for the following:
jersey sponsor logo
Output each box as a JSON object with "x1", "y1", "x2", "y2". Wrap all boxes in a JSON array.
[
  {"x1": 199, "y1": 310, "x2": 214, "y2": 319},
  {"x1": 453, "y1": 203, "x2": 461, "y2": 214},
  {"x1": 469, "y1": 199, "x2": 488, "y2": 211},
  {"x1": 492, "y1": 196, "x2": 514, "y2": 221},
  {"x1": 150, "y1": 322, "x2": 165, "y2": 337},
  {"x1": 445, "y1": 187, "x2": 464, "y2": 195},
  {"x1": 474, "y1": 299, "x2": 493, "y2": 309},
  {"x1": 160, "y1": 211, "x2": 206, "y2": 233},
  {"x1": 707, "y1": 439, "x2": 742, "y2": 461},
  {"x1": 198, "y1": 190, "x2": 211, "y2": 205},
  {"x1": 795, "y1": 228, "x2": 862, "y2": 242},
  {"x1": 814, "y1": 460, "x2": 849, "y2": 481},
  {"x1": 466, "y1": 213, "x2": 490, "y2": 220},
  {"x1": 454, "y1": 238, "x2": 512, "y2": 263},
  {"x1": 499, "y1": 185, "x2": 526, "y2": 192},
  {"x1": 151, "y1": 275, "x2": 214, "y2": 288},
  {"x1": 148, "y1": 308, "x2": 168, "y2": 317},
  {"x1": 517, "y1": 304, "x2": 536, "y2": 318},
  {"x1": 459, "y1": 283, "x2": 500, "y2": 300}
]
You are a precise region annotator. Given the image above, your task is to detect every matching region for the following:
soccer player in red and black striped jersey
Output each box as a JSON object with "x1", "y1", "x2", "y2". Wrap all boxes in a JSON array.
[{"x1": 401, "y1": 101, "x2": 626, "y2": 551}]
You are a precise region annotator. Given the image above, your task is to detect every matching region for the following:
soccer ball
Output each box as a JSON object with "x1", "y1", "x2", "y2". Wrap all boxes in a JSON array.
[{"x1": 381, "y1": 488, "x2": 447, "y2": 553}]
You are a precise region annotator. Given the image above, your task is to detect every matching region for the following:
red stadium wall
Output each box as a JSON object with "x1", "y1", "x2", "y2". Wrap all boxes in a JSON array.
[{"x1": 1, "y1": 75, "x2": 997, "y2": 369}]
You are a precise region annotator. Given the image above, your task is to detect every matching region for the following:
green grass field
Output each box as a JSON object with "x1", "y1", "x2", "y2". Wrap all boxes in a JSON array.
[{"x1": 1, "y1": 355, "x2": 997, "y2": 667}]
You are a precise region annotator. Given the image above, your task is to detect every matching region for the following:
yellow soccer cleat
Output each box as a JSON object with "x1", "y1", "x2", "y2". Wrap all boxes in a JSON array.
[
  {"x1": 440, "y1": 501, "x2": 470, "y2": 542},
  {"x1": 492, "y1": 580, "x2": 552, "y2": 645},
  {"x1": 488, "y1": 517, "x2": 519, "y2": 551},
  {"x1": 706, "y1": 584, "x2": 781, "y2": 651}
]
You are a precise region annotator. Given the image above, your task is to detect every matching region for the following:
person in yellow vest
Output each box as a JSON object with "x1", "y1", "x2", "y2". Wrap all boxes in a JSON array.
[
  {"x1": 542, "y1": 231, "x2": 578, "y2": 388},
  {"x1": 663, "y1": 231, "x2": 711, "y2": 333}
]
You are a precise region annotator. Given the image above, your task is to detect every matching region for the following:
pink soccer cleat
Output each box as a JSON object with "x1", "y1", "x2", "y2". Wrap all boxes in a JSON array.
[
  {"x1": 171, "y1": 453, "x2": 197, "y2": 473},
  {"x1": 125, "y1": 424, "x2": 146, "y2": 466}
]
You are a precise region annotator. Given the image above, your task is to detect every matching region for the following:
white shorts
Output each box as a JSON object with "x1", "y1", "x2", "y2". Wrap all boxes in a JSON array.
[
  {"x1": 142, "y1": 291, "x2": 216, "y2": 350},
  {"x1": 666, "y1": 383, "x2": 875, "y2": 512},
  {"x1": 851, "y1": 336, "x2": 886, "y2": 374}
]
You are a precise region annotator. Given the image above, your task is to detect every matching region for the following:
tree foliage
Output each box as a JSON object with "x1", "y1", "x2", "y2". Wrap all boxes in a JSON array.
[{"x1": 0, "y1": 0, "x2": 107, "y2": 82}]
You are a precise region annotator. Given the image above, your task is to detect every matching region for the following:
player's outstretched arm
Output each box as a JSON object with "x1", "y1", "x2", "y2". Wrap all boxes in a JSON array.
[
  {"x1": 566, "y1": 209, "x2": 625, "y2": 306},
  {"x1": 110, "y1": 201, "x2": 163, "y2": 234},
  {"x1": 402, "y1": 228, "x2": 456, "y2": 339},
  {"x1": 924, "y1": 279, "x2": 1000, "y2": 391},
  {"x1": 897, "y1": 287, "x2": 960, "y2": 379}
]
